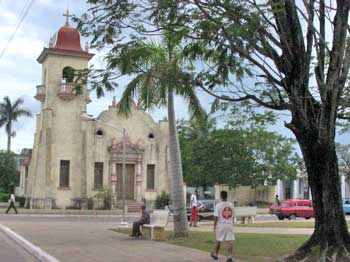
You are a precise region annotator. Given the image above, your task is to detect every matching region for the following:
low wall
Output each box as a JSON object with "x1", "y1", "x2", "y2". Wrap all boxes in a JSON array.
[{"x1": 214, "y1": 184, "x2": 276, "y2": 205}]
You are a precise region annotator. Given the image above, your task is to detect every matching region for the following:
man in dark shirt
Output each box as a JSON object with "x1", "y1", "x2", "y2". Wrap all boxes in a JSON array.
[{"x1": 130, "y1": 205, "x2": 150, "y2": 237}]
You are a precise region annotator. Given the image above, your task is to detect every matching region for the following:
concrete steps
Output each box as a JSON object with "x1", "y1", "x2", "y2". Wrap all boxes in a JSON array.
[{"x1": 116, "y1": 200, "x2": 142, "y2": 212}]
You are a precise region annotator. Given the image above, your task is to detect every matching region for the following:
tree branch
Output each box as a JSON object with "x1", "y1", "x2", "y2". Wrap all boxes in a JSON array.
[{"x1": 195, "y1": 80, "x2": 289, "y2": 111}]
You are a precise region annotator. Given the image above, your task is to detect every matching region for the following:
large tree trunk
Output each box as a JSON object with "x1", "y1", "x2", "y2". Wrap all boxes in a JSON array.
[
  {"x1": 284, "y1": 130, "x2": 350, "y2": 261},
  {"x1": 167, "y1": 89, "x2": 189, "y2": 238},
  {"x1": 7, "y1": 121, "x2": 11, "y2": 152}
]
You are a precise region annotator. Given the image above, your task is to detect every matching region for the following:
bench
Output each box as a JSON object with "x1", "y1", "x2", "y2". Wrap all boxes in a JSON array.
[
  {"x1": 142, "y1": 210, "x2": 169, "y2": 241},
  {"x1": 233, "y1": 207, "x2": 257, "y2": 224}
]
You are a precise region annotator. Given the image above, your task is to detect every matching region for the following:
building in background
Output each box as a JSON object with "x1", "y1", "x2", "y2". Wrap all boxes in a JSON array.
[
  {"x1": 14, "y1": 148, "x2": 32, "y2": 198},
  {"x1": 27, "y1": 15, "x2": 170, "y2": 210}
]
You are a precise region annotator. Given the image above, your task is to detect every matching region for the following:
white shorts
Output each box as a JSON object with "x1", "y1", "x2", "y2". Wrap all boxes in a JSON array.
[{"x1": 216, "y1": 223, "x2": 234, "y2": 241}]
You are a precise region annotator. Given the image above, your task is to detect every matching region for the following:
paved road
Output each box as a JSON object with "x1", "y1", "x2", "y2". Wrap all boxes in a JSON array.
[
  {"x1": 0, "y1": 218, "x2": 215, "y2": 262},
  {"x1": 0, "y1": 214, "x2": 139, "y2": 223},
  {"x1": 0, "y1": 230, "x2": 37, "y2": 262},
  {"x1": 0, "y1": 214, "x2": 316, "y2": 262}
]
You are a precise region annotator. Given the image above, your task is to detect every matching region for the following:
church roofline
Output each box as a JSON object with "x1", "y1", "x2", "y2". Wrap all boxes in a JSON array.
[{"x1": 37, "y1": 47, "x2": 94, "y2": 63}]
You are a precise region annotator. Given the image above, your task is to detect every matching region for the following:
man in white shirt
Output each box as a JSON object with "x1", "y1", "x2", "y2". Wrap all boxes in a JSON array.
[
  {"x1": 5, "y1": 193, "x2": 18, "y2": 214},
  {"x1": 190, "y1": 190, "x2": 199, "y2": 226},
  {"x1": 211, "y1": 191, "x2": 234, "y2": 262}
]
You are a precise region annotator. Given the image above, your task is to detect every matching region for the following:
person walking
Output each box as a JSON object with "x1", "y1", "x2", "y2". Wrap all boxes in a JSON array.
[
  {"x1": 210, "y1": 191, "x2": 234, "y2": 262},
  {"x1": 275, "y1": 195, "x2": 280, "y2": 206},
  {"x1": 130, "y1": 204, "x2": 150, "y2": 237},
  {"x1": 5, "y1": 193, "x2": 18, "y2": 214}
]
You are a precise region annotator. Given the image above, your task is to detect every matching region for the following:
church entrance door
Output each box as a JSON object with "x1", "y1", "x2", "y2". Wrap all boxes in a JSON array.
[{"x1": 116, "y1": 164, "x2": 135, "y2": 200}]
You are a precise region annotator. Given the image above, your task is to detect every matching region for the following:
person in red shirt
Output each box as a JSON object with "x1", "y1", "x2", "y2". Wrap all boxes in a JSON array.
[{"x1": 190, "y1": 190, "x2": 199, "y2": 226}]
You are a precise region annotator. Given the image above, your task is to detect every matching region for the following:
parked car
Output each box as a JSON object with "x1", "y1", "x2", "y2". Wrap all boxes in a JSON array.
[
  {"x1": 269, "y1": 199, "x2": 314, "y2": 220},
  {"x1": 187, "y1": 200, "x2": 217, "y2": 221},
  {"x1": 343, "y1": 198, "x2": 350, "y2": 214}
]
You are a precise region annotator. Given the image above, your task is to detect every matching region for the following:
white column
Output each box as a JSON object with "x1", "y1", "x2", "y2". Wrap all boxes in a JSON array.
[
  {"x1": 293, "y1": 179, "x2": 299, "y2": 199},
  {"x1": 275, "y1": 179, "x2": 282, "y2": 199},
  {"x1": 341, "y1": 175, "x2": 346, "y2": 198},
  {"x1": 135, "y1": 159, "x2": 142, "y2": 202},
  {"x1": 111, "y1": 162, "x2": 117, "y2": 208}
]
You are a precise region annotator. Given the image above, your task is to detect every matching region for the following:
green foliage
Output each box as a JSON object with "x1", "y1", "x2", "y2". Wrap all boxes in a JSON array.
[
  {"x1": 216, "y1": 102, "x2": 277, "y2": 130},
  {"x1": 179, "y1": 108, "x2": 299, "y2": 187},
  {"x1": 337, "y1": 144, "x2": 350, "y2": 180},
  {"x1": 95, "y1": 187, "x2": 112, "y2": 209},
  {"x1": 155, "y1": 191, "x2": 171, "y2": 209},
  {"x1": 0, "y1": 192, "x2": 9, "y2": 202},
  {"x1": 0, "y1": 151, "x2": 18, "y2": 192},
  {"x1": 0, "y1": 96, "x2": 32, "y2": 152}
]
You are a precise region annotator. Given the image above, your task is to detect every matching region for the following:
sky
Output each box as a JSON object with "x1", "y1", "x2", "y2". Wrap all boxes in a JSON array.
[
  {"x1": 0, "y1": 0, "x2": 211, "y2": 152},
  {"x1": 0, "y1": 0, "x2": 348, "y2": 153}
]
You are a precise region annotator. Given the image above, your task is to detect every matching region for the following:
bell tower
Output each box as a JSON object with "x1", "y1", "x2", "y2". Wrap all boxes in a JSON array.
[
  {"x1": 34, "y1": 9, "x2": 94, "y2": 109},
  {"x1": 29, "y1": 11, "x2": 94, "y2": 209}
]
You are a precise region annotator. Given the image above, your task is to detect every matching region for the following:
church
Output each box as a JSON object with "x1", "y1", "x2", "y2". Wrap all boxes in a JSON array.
[{"x1": 26, "y1": 15, "x2": 170, "y2": 209}]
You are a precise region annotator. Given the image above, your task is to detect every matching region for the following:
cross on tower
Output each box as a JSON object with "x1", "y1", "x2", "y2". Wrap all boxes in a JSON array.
[{"x1": 63, "y1": 9, "x2": 72, "y2": 25}]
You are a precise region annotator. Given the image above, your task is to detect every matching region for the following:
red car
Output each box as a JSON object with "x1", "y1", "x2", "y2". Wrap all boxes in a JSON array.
[{"x1": 269, "y1": 199, "x2": 314, "y2": 220}]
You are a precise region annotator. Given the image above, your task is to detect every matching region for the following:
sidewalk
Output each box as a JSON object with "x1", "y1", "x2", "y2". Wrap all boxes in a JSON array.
[{"x1": 0, "y1": 220, "x2": 214, "y2": 262}]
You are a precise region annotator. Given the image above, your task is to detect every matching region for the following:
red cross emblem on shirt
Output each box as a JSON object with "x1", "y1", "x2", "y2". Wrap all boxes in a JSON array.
[{"x1": 222, "y1": 207, "x2": 233, "y2": 219}]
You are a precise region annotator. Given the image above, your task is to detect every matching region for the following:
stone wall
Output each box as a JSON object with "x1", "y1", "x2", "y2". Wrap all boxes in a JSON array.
[{"x1": 214, "y1": 184, "x2": 276, "y2": 205}]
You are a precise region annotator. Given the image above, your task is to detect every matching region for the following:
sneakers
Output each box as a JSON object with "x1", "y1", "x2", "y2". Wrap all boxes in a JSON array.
[
  {"x1": 210, "y1": 253, "x2": 234, "y2": 261},
  {"x1": 210, "y1": 252, "x2": 218, "y2": 260}
]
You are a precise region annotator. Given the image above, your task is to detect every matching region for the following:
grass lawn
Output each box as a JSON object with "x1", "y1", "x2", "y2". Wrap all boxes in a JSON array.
[
  {"x1": 113, "y1": 228, "x2": 308, "y2": 262},
  {"x1": 236, "y1": 221, "x2": 315, "y2": 228},
  {"x1": 235, "y1": 221, "x2": 350, "y2": 228}
]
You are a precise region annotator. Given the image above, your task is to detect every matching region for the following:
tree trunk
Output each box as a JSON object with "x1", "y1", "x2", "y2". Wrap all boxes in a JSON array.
[
  {"x1": 284, "y1": 131, "x2": 350, "y2": 261},
  {"x1": 167, "y1": 89, "x2": 189, "y2": 238},
  {"x1": 7, "y1": 121, "x2": 11, "y2": 152}
]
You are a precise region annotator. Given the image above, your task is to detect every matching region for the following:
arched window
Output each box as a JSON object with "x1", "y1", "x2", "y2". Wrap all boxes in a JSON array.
[
  {"x1": 96, "y1": 128, "x2": 104, "y2": 137},
  {"x1": 148, "y1": 133, "x2": 155, "y2": 140},
  {"x1": 62, "y1": 66, "x2": 75, "y2": 83}
]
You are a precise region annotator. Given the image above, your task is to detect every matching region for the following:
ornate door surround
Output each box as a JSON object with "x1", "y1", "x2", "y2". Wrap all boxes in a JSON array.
[{"x1": 110, "y1": 138, "x2": 144, "y2": 204}]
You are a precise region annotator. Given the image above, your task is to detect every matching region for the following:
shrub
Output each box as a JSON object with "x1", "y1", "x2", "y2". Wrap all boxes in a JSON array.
[
  {"x1": 0, "y1": 152, "x2": 18, "y2": 192},
  {"x1": 255, "y1": 200, "x2": 272, "y2": 208},
  {"x1": 155, "y1": 191, "x2": 170, "y2": 209},
  {"x1": 16, "y1": 196, "x2": 25, "y2": 207},
  {"x1": 95, "y1": 187, "x2": 112, "y2": 209},
  {"x1": 0, "y1": 192, "x2": 9, "y2": 202},
  {"x1": 87, "y1": 198, "x2": 94, "y2": 210}
]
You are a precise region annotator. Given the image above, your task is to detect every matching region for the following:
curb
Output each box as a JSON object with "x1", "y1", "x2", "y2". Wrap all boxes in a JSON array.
[{"x1": 0, "y1": 223, "x2": 60, "y2": 262}]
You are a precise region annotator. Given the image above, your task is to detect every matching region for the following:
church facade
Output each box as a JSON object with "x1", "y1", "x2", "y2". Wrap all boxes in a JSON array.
[{"x1": 27, "y1": 18, "x2": 170, "y2": 209}]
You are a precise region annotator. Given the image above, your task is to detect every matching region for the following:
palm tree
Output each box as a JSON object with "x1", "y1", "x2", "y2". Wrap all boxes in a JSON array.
[
  {"x1": 0, "y1": 117, "x2": 5, "y2": 146},
  {"x1": 0, "y1": 96, "x2": 32, "y2": 152},
  {"x1": 115, "y1": 32, "x2": 205, "y2": 237}
]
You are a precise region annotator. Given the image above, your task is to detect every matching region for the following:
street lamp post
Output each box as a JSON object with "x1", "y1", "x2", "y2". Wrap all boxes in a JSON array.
[{"x1": 121, "y1": 128, "x2": 128, "y2": 226}]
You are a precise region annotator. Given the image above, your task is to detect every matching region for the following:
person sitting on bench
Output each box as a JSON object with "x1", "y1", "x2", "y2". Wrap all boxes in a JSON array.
[{"x1": 130, "y1": 204, "x2": 150, "y2": 237}]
